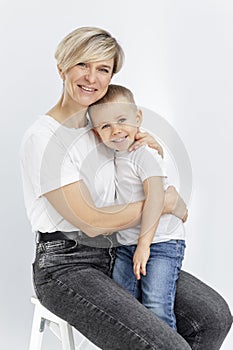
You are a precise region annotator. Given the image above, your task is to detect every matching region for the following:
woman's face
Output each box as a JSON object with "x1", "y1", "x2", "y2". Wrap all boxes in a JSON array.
[{"x1": 62, "y1": 59, "x2": 114, "y2": 108}]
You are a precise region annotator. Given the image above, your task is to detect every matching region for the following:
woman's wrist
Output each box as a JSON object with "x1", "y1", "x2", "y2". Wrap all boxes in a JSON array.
[{"x1": 164, "y1": 186, "x2": 188, "y2": 221}]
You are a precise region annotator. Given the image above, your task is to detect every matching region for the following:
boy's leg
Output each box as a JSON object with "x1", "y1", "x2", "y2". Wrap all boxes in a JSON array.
[
  {"x1": 141, "y1": 240, "x2": 185, "y2": 330},
  {"x1": 112, "y1": 245, "x2": 141, "y2": 300}
]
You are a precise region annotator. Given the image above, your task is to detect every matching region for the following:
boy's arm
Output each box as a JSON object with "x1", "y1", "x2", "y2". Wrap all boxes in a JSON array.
[{"x1": 133, "y1": 176, "x2": 164, "y2": 280}]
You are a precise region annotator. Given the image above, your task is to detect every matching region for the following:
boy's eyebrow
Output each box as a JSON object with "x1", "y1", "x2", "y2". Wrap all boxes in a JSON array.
[
  {"x1": 93, "y1": 114, "x2": 129, "y2": 127},
  {"x1": 92, "y1": 120, "x2": 110, "y2": 128}
]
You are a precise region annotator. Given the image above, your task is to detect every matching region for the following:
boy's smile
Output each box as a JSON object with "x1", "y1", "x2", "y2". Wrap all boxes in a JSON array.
[{"x1": 90, "y1": 98, "x2": 142, "y2": 151}]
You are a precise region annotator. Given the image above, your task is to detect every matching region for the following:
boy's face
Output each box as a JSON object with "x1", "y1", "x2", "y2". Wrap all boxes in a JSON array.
[{"x1": 90, "y1": 97, "x2": 142, "y2": 151}]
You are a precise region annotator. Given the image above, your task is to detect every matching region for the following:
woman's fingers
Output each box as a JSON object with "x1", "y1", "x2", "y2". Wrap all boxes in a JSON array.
[{"x1": 129, "y1": 131, "x2": 164, "y2": 158}]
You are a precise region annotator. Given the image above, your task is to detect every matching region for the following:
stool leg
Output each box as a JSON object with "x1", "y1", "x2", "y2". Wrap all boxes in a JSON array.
[
  {"x1": 48, "y1": 321, "x2": 61, "y2": 340},
  {"x1": 60, "y1": 322, "x2": 75, "y2": 350},
  {"x1": 29, "y1": 305, "x2": 44, "y2": 350}
]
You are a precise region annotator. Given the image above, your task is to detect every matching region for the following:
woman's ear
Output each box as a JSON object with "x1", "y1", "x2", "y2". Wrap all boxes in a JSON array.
[
  {"x1": 136, "y1": 109, "x2": 142, "y2": 127},
  {"x1": 57, "y1": 65, "x2": 65, "y2": 80}
]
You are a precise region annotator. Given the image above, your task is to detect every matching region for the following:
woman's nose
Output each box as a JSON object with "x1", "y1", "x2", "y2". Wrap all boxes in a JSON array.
[{"x1": 84, "y1": 67, "x2": 96, "y2": 83}]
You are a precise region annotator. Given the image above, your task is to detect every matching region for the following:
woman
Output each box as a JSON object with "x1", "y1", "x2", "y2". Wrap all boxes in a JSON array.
[{"x1": 20, "y1": 27, "x2": 232, "y2": 349}]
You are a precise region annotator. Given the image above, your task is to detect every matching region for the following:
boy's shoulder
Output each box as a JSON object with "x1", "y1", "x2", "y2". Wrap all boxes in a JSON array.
[
  {"x1": 116, "y1": 145, "x2": 163, "y2": 166},
  {"x1": 133, "y1": 145, "x2": 163, "y2": 162}
]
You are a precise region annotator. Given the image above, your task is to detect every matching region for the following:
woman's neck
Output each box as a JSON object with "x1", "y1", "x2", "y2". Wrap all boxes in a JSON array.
[{"x1": 47, "y1": 95, "x2": 88, "y2": 129}]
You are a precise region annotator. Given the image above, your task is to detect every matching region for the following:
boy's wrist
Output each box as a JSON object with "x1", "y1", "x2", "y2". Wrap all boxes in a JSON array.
[{"x1": 137, "y1": 238, "x2": 151, "y2": 250}]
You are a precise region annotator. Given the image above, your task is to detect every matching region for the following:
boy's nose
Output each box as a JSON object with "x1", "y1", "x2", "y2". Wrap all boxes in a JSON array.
[{"x1": 111, "y1": 124, "x2": 122, "y2": 134}]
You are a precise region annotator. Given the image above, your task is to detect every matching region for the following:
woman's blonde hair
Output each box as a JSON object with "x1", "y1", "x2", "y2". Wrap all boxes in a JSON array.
[{"x1": 55, "y1": 27, "x2": 124, "y2": 74}]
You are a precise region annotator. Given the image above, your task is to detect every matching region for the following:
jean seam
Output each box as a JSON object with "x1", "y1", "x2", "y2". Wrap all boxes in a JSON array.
[
  {"x1": 176, "y1": 310, "x2": 201, "y2": 349},
  {"x1": 51, "y1": 276, "x2": 157, "y2": 350},
  {"x1": 167, "y1": 266, "x2": 178, "y2": 329},
  {"x1": 165, "y1": 252, "x2": 181, "y2": 330}
]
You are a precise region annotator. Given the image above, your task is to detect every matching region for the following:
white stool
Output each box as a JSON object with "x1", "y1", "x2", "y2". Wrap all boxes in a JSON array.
[{"x1": 29, "y1": 296, "x2": 92, "y2": 350}]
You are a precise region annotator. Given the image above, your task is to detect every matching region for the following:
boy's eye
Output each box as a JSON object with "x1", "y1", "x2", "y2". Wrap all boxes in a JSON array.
[
  {"x1": 101, "y1": 124, "x2": 110, "y2": 130},
  {"x1": 118, "y1": 117, "x2": 126, "y2": 123}
]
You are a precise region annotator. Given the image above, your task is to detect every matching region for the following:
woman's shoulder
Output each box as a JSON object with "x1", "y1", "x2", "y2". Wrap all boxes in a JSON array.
[
  {"x1": 19, "y1": 115, "x2": 63, "y2": 156},
  {"x1": 21, "y1": 115, "x2": 57, "y2": 140}
]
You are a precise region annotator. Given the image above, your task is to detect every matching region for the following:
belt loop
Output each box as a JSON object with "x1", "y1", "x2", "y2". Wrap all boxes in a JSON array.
[{"x1": 35, "y1": 231, "x2": 40, "y2": 244}]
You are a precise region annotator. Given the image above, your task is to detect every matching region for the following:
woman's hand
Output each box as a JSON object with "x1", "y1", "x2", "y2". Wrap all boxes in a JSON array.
[
  {"x1": 128, "y1": 131, "x2": 164, "y2": 158},
  {"x1": 133, "y1": 244, "x2": 150, "y2": 280},
  {"x1": 164, "y1": 186, "x2": 188, "y2": 222}
]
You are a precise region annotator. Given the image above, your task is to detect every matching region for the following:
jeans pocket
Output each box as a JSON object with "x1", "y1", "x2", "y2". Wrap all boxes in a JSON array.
[
  {"x1": 41, "y1": 240, "x2": 78, "y2": 254},
  {"x1": 36, "y1": 240, "x2": 78, "y2": 269}
]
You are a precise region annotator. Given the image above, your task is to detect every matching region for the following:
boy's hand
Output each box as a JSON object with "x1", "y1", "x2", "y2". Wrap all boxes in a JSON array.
[
  {"x1": 128, "y1": 131, "x2": 164, "y2": 158},
  {"x1": 133, "y1": 245, "x2": 150, "y2": 280}
]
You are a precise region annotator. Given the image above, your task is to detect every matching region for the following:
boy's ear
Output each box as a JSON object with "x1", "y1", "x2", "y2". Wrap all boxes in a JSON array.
[
  {"x1": 92, "y1": 128, "x2": 98, "y2": 136},
  {"x1": 136, "y1": 109, "x2": 142, "y2": 127},
  {"x1": 57, "y1": 65, "x2": 65, "y2": 80},
  {"x1": 92, "y1": 128, "x2": 102, "y2": 141}
]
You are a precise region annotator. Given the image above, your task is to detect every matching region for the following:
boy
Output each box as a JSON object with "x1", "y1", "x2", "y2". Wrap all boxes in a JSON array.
[{"x1": 88, "y1": 84, "x2": 186, "y2": 330}]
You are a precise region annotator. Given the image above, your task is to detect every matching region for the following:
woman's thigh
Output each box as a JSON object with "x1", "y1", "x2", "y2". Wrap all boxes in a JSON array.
[
  {"x1": 175, "y1": 270, "x2": 233, "y2": 349},
  {"x1": 33, "y1": 241, "x2": 191, "y2": 350}
]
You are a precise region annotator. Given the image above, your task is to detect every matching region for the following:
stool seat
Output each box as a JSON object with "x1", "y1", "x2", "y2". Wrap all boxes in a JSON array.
[{"x1": 29, "y1": 296, "x2": 95, "y2": 350}]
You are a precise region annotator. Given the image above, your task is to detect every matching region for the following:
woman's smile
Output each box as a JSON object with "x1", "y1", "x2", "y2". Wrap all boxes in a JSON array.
[{"x1": 78, "y1": 85, "x2": 98, "y2": 93}]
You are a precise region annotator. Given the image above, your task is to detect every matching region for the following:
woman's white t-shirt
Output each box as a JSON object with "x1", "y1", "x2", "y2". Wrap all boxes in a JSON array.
[{"x1": 20, "y1": 115, "x2": 115, "y2": 233}]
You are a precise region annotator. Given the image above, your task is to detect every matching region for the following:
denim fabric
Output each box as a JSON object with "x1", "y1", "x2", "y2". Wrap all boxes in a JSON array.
[
  {"x1": 112, "y1": 240, "x2": 185, "y2": 330},
  {"x1": 32, "y1": 232, "x2": 232, "y2": 350}
]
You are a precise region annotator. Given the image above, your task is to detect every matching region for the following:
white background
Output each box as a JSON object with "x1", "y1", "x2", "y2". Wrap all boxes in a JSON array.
[{"x1": 0, "y1": 0, "x2": 232, "y2": 349}]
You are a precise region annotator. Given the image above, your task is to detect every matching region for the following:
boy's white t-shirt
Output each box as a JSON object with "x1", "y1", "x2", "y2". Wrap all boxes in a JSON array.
[
  {"x1": 114, "y1": 146, "x2": 185, "y2": 245},
  {"x1": 20, "y1": 115, "x2": 115, "y2": 233}
]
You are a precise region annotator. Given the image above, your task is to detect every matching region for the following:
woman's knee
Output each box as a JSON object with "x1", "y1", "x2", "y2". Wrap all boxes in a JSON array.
[{"x1": 175, "y1": 271, "x2": 232, "y2": 349}]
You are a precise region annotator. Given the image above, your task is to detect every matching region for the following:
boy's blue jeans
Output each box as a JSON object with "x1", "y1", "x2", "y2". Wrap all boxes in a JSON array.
[{"x1": 112, "y1": 239, "x2": 186, "y2": 330}]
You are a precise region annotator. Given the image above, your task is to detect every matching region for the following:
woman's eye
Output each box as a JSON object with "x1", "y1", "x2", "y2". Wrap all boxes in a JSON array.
[
  {"x1": 99, "y1": 68, "x2": 109, "y2": 73},
  {"x1": 77, "y1": 62, "x2": 87, "y2": 68}
]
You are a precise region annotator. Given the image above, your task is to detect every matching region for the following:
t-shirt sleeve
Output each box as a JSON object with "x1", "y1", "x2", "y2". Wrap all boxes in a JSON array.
[
  {"x1": 20, "y1": 131, "x2": 81, "y2": 198},
  {"x1": 135, "y1": 146, "x2": 167, "y2": 182}
]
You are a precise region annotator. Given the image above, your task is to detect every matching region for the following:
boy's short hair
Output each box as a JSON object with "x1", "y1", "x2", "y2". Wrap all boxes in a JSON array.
[{"x1": 90, "y1": 84, "x2": 136, "y2": 107}]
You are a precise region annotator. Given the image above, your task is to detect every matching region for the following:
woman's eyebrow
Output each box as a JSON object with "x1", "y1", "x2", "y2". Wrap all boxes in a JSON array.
[{"x1": 98, "y1": 64, "x2": 112, "y2": 69}]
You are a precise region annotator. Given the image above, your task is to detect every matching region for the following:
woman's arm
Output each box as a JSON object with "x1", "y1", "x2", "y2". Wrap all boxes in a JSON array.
[
  {"x1": 133, "y1": 176, "x2": 164, "y2": 280},
  {"x1": 164, "y1": 185, "x2": 188, "y2": 222},
  {"x1": 44, "y1": 180, "x2": 143, "y2": 237},
  {"x1": 45, "y1": 181, "x2": 187, "y2": 237}
]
